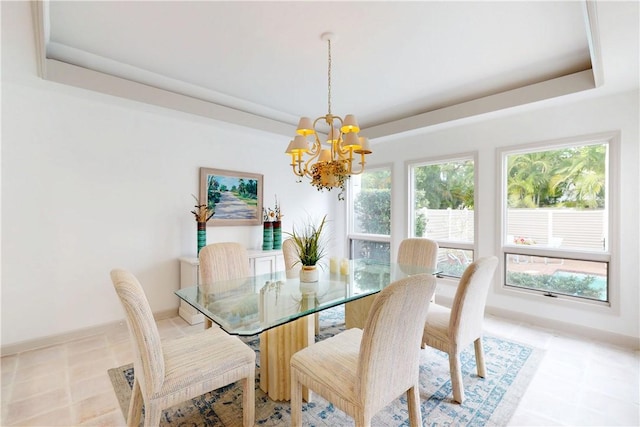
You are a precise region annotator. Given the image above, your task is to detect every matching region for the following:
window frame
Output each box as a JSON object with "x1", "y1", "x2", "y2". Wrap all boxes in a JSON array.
[
  {"x1": 497, "y1": 131, "x2": 619, "y2": 308},
  {"x1": 346, "y1": 163, "x2": 393, "y2": 261},
  {"x1": 406, "y1": 152, "x2": 478, "y2": 278}
]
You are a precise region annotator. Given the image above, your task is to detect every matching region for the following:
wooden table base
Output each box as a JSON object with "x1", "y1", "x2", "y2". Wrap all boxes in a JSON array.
[{"x1": 259, "y1": 314, "x2": 314, "y2": 401}]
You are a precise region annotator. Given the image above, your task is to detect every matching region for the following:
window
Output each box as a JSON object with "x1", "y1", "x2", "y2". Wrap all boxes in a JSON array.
[
  {"x1": 347, "y1": 166, "x2": 392, "y2": 263},
  {"x1": 500, "y1": 133, "x2": 616, "y2": 303},
  {"x1": 408, "y1": 155, "x2": 476, "y2": 277}
]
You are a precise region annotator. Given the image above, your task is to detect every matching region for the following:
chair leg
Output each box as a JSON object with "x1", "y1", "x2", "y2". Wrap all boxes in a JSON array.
[
  {"x1": 242, "y1": 371, "x2": 255, "y2": 427},
  {"x1": 127, "y1": 377, "x2": 143, "y2": 427},
  {"x1": 290, "y1": 369, "x2": 303, "y2": 426},
  {"x1": 142, "y1": 401, "x2": 162, "y2": 427},
  {"x1": 474, "y1": 337, "x2": 486, "y2": 378},
  {"x1": 406, "y1": 383, "x2": 422, "y2": 427},
  {"x1": 448, "y1": 351, "x2": 465, "y2": 404}
]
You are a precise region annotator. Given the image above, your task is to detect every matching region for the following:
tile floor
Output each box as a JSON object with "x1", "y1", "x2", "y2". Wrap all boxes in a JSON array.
[{"x1": 1, "y1": 312, "x2": 638, "y2": 426}]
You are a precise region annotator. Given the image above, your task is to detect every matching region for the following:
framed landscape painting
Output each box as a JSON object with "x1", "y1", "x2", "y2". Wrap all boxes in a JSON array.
[{"x1": 199, "y1": 167, "x2": 263, "y2": 226}]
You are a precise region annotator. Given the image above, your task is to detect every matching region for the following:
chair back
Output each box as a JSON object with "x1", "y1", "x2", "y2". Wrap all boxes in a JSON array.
[
  {"x1": 282, "y1": 238, "x2": 301, "y2": 278},
  {"x1": 110, "y1": 269, "x2": 164, "y2": 396},
  {"x1": 357, "y1": 273, "x2": 437, "y2": 410},
  {"x1": 397, "y1": 238, "x2": 439, "y2": 268},
  {"x1": 199, "y1": 242, "x2": 250, "y2": 291},
  {"x1": 449, "y1": 256, "x2": 498, "y2": 345}
]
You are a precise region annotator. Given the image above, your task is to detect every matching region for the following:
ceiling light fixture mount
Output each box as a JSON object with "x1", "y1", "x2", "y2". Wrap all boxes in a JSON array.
[{"x1": 285, "y1": 32, "x2": 372, "y2": 200}]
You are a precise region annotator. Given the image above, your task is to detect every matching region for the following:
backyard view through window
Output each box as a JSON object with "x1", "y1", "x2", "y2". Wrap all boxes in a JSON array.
[
  {"x1": 409, "y1": 156, "x2": 475, "y2": 278},
  {"x1": 348, "y1": 167, "x2": 391, "y2": 263},
  {"x1": 503, "y1": 139, "x2": 611, "y2": 302}
]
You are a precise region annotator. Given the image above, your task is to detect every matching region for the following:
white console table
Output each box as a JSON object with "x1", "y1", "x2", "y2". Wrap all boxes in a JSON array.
[{"x1": 178, "y1": 249, "x2": 285, "y2": 325}]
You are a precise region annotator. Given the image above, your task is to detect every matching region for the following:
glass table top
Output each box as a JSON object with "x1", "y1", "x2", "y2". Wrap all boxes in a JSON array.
[{"x1": 175, "y1": 258, "x2": 438, "y2": 336}]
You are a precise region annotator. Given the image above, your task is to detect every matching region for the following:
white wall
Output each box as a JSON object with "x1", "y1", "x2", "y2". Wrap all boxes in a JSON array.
[
  {"x1": 368, "y1": 89, "x2": 639, "y2": 343},
  {"x1": 1, "y1": 2, "x2": 341, "y2": 347},
  {"x1": 2, "y1": 2, "x2": 638, "y2": 348}
]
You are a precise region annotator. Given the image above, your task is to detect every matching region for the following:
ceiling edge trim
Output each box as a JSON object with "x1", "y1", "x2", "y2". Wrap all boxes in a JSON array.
[
  {"x1": 44, "y1": 59, "x2": 296, "y2": 137},
  {"x1": 31, "y1": 0, "x2": 48, "y2": 79},
  {"x1": 583, "y1": 0, "x2": 604, "y2": 87},
  {"x1": 363, "y1": 70, "x2": 596, "y2": 141}
]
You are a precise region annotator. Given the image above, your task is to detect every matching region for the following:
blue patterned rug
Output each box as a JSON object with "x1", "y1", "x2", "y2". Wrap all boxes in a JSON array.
[{"x1": 108, "y1": 305, "x2": 543, "y2": 426}]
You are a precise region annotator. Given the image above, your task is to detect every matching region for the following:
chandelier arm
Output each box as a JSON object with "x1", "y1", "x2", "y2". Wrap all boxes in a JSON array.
[
  {"x1": 312, "y1": 116, "x2": 325, "y2": 133},
  {"x1": 290, "y1": 162, "x2": 305, "y2": 177},
  {"x1": 347, "y1": 154, "x2": 368, "y2": 175},
  {"x1": 289, "y1": 151, "x2": 306, "y2": 177},
  {"x1": 299, "y1": 135, "x2": 323, "y2": 178}
]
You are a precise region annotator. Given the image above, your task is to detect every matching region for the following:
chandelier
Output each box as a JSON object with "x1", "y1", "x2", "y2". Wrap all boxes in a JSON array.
[{"x1": 285, "y1": 32, "x2": 372, "y2": 199}]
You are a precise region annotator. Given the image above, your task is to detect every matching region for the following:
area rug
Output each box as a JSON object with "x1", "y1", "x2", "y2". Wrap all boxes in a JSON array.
[{"x1": 109, "y1": 306, "x2": 543, "y2": 426}]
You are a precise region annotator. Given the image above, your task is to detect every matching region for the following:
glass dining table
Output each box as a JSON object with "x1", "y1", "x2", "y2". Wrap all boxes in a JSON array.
[{"x1": 175, "y1": 258, "x2": 438, "y2": 401}]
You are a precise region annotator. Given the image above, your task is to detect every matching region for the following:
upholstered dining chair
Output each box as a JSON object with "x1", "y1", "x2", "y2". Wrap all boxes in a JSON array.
[
  {"x1": 283, "y1": 237, "x2": 320, "y2": 333},
  {"x1": 199, "y1": 242, "x2": 250, "y2": 329},
  {"x1": 110, "y1": 269, "x2": 255, "y2": 427},
  {"x1": 282, "y1": 238, "x2": 301, "y2": 279},
  {"x1": 421, "y1": 256, "x2": 498, "y2": 403},
  {"x1": 290, "y1": 273, "x2": 437, "y2": 427},
  {"x1": 345, "y1": 237, "x2": 439, "y2": 329}
]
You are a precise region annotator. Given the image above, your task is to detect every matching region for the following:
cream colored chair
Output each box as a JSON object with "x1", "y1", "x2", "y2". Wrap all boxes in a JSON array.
[
  {"x1": 110, "y1": 269, "x2": 255, "y2": 427},
  {"x1": 421, "y1": 256, "x2": 498, "y2": 403},
  {"x1": 291, "y1": 274, "x2": 437, "y2": 427},
  {"x1": 282, "y1": 238, "x2": 301, "y2": 279},
  {"x1": 283, "y1": 237, "x2": 320, "y2": 333},
  {"x1": 345, "y1": 238, "x2": 439, "y2": 329},
  {"x1": 199, "y1": 242, "x2": 250, "y2": 329}
]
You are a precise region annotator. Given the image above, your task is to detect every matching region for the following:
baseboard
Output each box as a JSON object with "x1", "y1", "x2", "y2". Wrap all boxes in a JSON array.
[
  {"x1": 1, "y1": 308, "x2": 178, "y2": 356},
  {"x1": 435, "y1": 295, "x2": 639, "y2": 350}
]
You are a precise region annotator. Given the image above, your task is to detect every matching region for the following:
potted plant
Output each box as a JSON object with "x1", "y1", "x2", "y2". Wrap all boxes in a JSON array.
[{"x1": 286, "y1": 215, "x2": 328, "y2": 282}]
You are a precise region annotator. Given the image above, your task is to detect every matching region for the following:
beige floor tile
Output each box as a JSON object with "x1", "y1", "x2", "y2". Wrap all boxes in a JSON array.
[
  {"x1": 68, "y1": 346, "x2": 114, "y2": 367},
  {"x1": 109, "y1": 341, "x2": 135, "y2": 367},
  {"x1": 68, "y1": 356, "x2": 119, "y2": 385},
  {"x1": 10, "y1": 370, "x2": 68, "y2": 402},
  {"x1": 7, "y1": 405, "x2": 73, "y2": 427},
  {"x1": 5, "y1": 388, "x2": 70, "y2": 425},
  {"x1": 66, "y1": 335, "x2": 110, "y2": 355},
  {"x1": 71, "y1": 390, "x2": 120, "y2": 425},
  {"x1": 578, "y1": 389, "x2": 640, "y2": 425},
  {"x1": 104, "y1": 324, "x2": 130, "y2": 346},
  {"x1": 13, "y1": 358, "x2": 67, "y2": 384},
  {"x1": 70, "y1": 373, "x2": 114, "y2": 404},
  {"x1": 79, "y1": 408, "x2": 126, "y2": 426},
  {"x1": 537, "y1": 357, "x2": 585, "y2": 384},
  {"x1": 1, "y1": 369, "x2": 16, "y2": 393},
  {"x1": 508, "y1": 408, "x2": 562, "y2": 426},
  {"x1": 1, "y1": 354, "x2": 18, "y2": 372},
  {"x1": 525, "y1": 371, "x2": 583, "y2": 404},
  {"x1": 15, "y1": 345, "x2": 66, "y2": 369}
]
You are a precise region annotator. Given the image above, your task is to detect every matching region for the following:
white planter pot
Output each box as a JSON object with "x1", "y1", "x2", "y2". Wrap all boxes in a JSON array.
[{"x1": 300, "y1": 265, "x2": 319, "y2": 283}]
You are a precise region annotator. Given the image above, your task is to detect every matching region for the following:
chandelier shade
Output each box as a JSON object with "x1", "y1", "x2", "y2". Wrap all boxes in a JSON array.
[{"x1": 285, "y1": 32, "x2": 372, "y2": 199}]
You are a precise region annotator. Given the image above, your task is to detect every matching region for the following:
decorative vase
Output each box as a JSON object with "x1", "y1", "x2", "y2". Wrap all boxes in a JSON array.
[
  {"x1": 272, "y1": 220, "x2": 282, "y2": 250},
  {"x1": 197, "y1": 221, "x2": 207, "y2": 255},
  {"x1": 262, "y1": 221, "x2": 274, "y2": 250},
  {"x1": 300, "y1": 265, "x2": 319, "y2": 283}
]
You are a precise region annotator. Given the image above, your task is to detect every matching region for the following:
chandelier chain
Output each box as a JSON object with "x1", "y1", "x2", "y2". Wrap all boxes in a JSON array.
[{"x1": 327, "y1": 38, "x2": 332, "y2": 115}]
